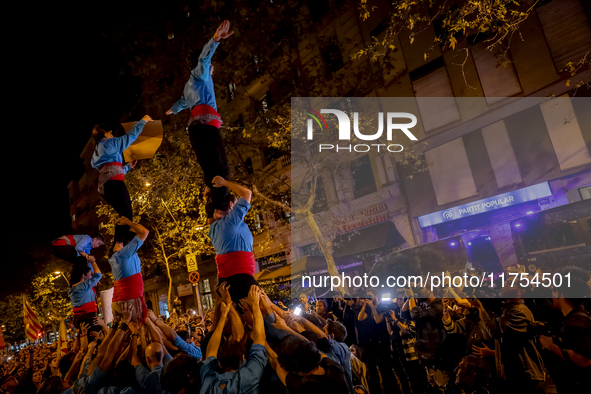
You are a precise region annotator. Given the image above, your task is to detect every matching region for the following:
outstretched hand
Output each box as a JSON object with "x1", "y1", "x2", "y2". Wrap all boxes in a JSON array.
[
  {"x1": 166, "y1": 109, "x2": 173, "y2": 115},
  {"x1": 117, "y1": 217, "x2": 132, "y2": 226},
  {"x1": 219, "y1": 282, "x2": 232, "y2": 304},
  {"x1": 122, "y1": 304, "x2": 134, "y2": 324},
  {"x1": 142, "y1": 115, "x2": 153, "y2": 122},
  {"x1": 214, "y1": 20, "x2": 234, "y2": 42},
  {"x1": 212, "y1": 176, "x2": 226, "y2": 188}
]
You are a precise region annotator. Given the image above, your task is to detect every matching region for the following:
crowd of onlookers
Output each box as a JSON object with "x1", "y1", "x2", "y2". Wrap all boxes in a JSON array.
[{"x1": 1, "y1": 277, "x2": 589, "y2": 394}]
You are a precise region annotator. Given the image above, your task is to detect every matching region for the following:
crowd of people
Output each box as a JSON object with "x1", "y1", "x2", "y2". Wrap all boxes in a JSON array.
[
  {"x1": 1, "y1": 277, "x2": 590, "y2": 394},
  {"x1": 3, "y1": 16, "x2": 589, "y2": 394}
]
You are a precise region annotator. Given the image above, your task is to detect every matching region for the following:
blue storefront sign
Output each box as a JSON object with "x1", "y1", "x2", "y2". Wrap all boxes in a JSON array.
[{"x1": 418, "y1": 182, "x2": 552, "y2": 228}]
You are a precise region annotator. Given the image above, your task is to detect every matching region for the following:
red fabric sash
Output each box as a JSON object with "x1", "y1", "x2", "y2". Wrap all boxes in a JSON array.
[
  {"x1": 113, "y1": 272, "x2": 144, "y2": 302},
  {"x1": 102, "y1": 162, "x2": 125, "y2": 182},
  {"x1": 53, "y1": 235, "x2": 76, "y2": 247},
  {"x1": 191, "y1": 104, "x2": 222, "y2": 128},
  {"x1": 215, "y1": 251, "x2": 256, "y2": 277},
  {"x1": 73, "y1": 301, "x2": 97, "y2": 315}
]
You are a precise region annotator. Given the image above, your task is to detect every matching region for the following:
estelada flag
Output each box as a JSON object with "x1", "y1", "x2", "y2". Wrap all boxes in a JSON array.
[
  {"x1": 58, "y1": 319, "x2": 68, "y2": 356},
  {"x1": 23, "y1": 295, "x2": 42, "y2": 342}
]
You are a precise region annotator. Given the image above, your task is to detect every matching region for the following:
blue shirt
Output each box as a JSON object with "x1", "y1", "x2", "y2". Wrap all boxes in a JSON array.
[
  {"x1": 326, "y1": 338, "x2": 354, "y2": 392},
  {"x1": 73, "y1": 234, "x2": 93, "y2": 255},
  {"x1": 91, "y1": 120, "x2": 147, "y2": 170},
  {"x1": 108, "y1": 236, "x2": 143, "y2": 281},
  {"x1": 73, "y1": 366, "x2": 106, "y2": 394},
  {"x1": 208, "y1": 198, "x2": 253, "y2": 255},
  {"x1": 173, "y1": 336, "x2": 202, "y2": 359},
  {"x1": 135, "y1": 364, "x2": 166, "y2": 394},
  {"x1": 200, "y1": 344, "x2": 267, "y2": 394},
  {"x1": 170, "y1": 38, "x2": 219, "y2": 114},
  {"x1": 68, "y1": 273, "x2": 102, "y2": 307}
]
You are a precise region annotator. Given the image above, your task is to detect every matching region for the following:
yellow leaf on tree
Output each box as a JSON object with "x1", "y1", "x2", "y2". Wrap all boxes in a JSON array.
[{"x1": 450, "y1": 36, "x2": 457, "y2": 50}]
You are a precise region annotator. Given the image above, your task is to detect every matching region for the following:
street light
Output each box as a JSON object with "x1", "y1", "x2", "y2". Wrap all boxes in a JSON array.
[{"x1": 54, "y1": 271, "x2": 70, "y2": 286}]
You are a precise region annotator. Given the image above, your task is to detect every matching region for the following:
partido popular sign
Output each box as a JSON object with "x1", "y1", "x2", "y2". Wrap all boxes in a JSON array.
[{"x1": 418, "y1": 182, "x2": 552, "y2": 228}]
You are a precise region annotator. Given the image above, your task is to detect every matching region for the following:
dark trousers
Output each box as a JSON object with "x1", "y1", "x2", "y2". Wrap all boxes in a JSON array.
[
  {"x1": 52, "y1": 245, "x2": 79, "y2": 264},
  {"x1": 72, "y1": 312, "x2": 97, "y2": 330},
  {"x1": 216, "y1": 274, "x2": 259, "y2": 303},
  {"x1": 188, "y1": 123, "x2": 230, "y2": 211},
  {"x1": 102, "y1": 179, "x2": 133, "y2": 243}
]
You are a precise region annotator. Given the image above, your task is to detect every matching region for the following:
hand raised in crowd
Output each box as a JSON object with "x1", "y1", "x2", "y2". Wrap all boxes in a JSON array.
[
  {"x1": 141, "y1": 115, "x2": 153, "y2": 122},
  {"x1": 166, "y1": 109, "x2": 173, "y2": 115},
  {"x1": 94, "y1": 316, "x2": 107, "y2": 330},
  {"x1": 539, "y1": 335, "x2": 555, "y2": 350},
  {"x1": 147, "y1": 309, "x2": 157, "y2": 322},
  {"x1": 128, "y1": 160, "x2": 138, "y2": 169},
  {"x1": 389, "y1": 309, "x2": 398, "y2": 321},
  {"x1": 80, "y1": 322, "x2": 89, "y2": 336},
  {"x1": 472, "y1": 343, "x2": 494, "y2": 358},
  {"x1": 284, "y1": 312, "x2": 306, "y2": 332},
  {"x1": 213, "y1": 20, "x2": 234, "y2": 42},
  {"x1": 246, "y1": 285, "x2": 261, "y2": 306},
  {"x1": 220, "y1": 301, "x2": 232, "y2": 320},
  {"x1": 273, "y1": 312, "x2": 291, "y2": 331},
  {"x1": 219, "y1": 282, "x2": 232, "y2": 305},
  {"x1": 122, "y1": 304, "x2": 134, "y2": 324}
]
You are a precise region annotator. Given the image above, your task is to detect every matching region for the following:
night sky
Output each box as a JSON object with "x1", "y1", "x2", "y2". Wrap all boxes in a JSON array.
[{"x1": 5, "y1": 2, "x2": 184, "y2": 298}]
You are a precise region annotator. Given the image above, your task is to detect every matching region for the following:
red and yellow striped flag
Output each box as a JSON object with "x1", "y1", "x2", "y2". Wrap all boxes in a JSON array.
[{"x1": 23, "y1": 295, "x2": 42, "y2": 342}]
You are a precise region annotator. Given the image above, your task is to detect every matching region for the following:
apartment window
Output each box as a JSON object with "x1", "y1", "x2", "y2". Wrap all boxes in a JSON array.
[
  {"x1": 481, "y1": 120, "x2": 522, "y2": 188},
  {"x1": 256, "y1": 91, "x2": 275, "y2": 114},
  {"x1": 579, "y1": 186, "x2": 591, "y2": 200},
  {"x1": 375, "y1": 155, "x2": 397, "y2": 186},
  {"x1": 471, "y1": 41, "x2": 522, "y2": 103},
  {"x1": 306, "y1": 176, "x2": 329, "y2": 213},
  {"x1": 158, "y1": 294, "x2": 169, "y2": 318},
  {"x1": 537, "y1": 0, "x2": 591, "y2": 72},
  {"x1": 302, "y1": 242, "x2": 323, "y2": 257},
  {"x1": 322, "y1": 37, "x2": 343, "y2": 76},
  {"x1": 540, "y1": 96, "x2": 591, "y2": 170},
  {"x1": 426, "y1": 138, "x2": 478, "y2": 205},
  {"x1": 227, "y1": 82, "x2": 237, "y2": 102},
  {"x1": 351, "y1": 155, "x2": 377, "y2": 199},
  {"x1": 412, "y1": 62, "x2": 460, "y2": 132},
  {"x1": 199, "y1": 279, "x2": 214, "y2": 310}
]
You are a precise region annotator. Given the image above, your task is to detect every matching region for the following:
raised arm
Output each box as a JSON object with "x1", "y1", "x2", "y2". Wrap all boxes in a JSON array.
[
  {"x1": 100, "y1": 304, "x2": 133, "y2": 371},
  {"x1": 205, "y1": 302, "x2": 232, "y2": 359},
  {"x1": 219, "y1": 283, "x2": 245, "y2": 341},
  {"x1": 117, "y1": 217, "x2": 149, "y2": 241},
  {"x1": 191, "y1": 21, "x2": 233, "y2": 80},
  {"x1": 75, "y1": 236, "x2": 92, "y2": 259},
  {"x1": 266, "y1": 341, "x2": 288, "y2": 385},
  {"x1": 212, "y1": 176, "x2": 252, "y2": 204},
  {"x1": 113, "y1": 115, "x2": 153, "y2": 152},
  {"x1": 247, "y1": 286, "x2": 265, "y2": 346},
  {"x1": 129, "y1": 323, "x2": 142, "y2": 368}
]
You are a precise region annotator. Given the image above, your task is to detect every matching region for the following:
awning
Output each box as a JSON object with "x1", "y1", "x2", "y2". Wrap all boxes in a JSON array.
[
  {"x1": 331, "y1": 221, "x2": 406, "y2": 257},
  {"x1": 255, "y1": 256, "x2": 325, "y2": 284}
]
